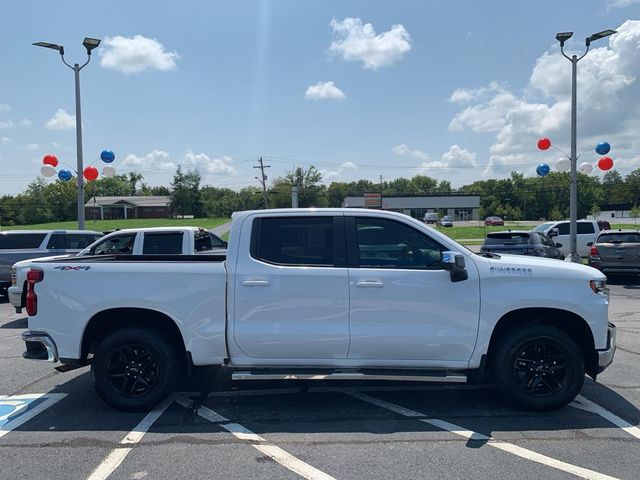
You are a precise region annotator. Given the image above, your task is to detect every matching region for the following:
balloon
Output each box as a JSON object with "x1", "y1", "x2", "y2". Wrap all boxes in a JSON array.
[
  {"x1": 40, "y1": 165, "x2": 56, "y2": 177},
  {"x1": 102, "y1": 165, "x2": 116, "y2": 177},
  {"x1": 58, "y1": 169, "x2": 73, "y2": 182},
  {"x1": 83, "y1": 166, "x2": 99, "y2": 181},
  {"x1": 595, "y1": 142, "x2": 611, "y2": 156},
  {"x1": 578, "y1": 162, "x2": 593, "y2": 174},
  {"x1": 100, "y1": 149, "x2": 115, "y2": 163},
  {"x1": 598, "y1": 156, "x2": 614, "y2": 171},
  {"x1": 537, "y1": 138, "x2": 551, "y2": 150},
  {"x1": 536, "y1": 163, "x2": 550, "y2": 176},
  {"x1": 42, "y1": 154, "x2": 58, "y2": 167},
  {"x1": 555, "y1": 157, "x2": 570, "y2": 172}
]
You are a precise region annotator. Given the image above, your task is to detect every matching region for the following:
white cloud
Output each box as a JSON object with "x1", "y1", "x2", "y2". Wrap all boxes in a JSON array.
[
  {"x1": 123, "y1": 150, "x2": 175, "y2": 170},
  {"x1": 329, "y1": 17, "x2": 411, "y2": 70},
  {"x1": 392, "y1": 144, "x2": 429, "y2": 161},
  {"x1": 414, "y1": 145, "x2": 478, "y2": 174},
  {"x1": 0, "y1": 120, "x2": 13, "y2": 129},
  {"x1": 19, "y1": 118, "x2": 32, "y2": 127},
  {"x1": 99, "y1": 35, "x2": 179, "y2": 74},
  {"x1": 448, "y1": 20, "x2": 640, "y2": 178},
  {"x1": 0, "y1": 104, "x2": 10, "y2": 111},
  {"x1": 46, "y1": 109, "x2": 75, "y2": 130},
  {"x1": 0, "y1": 136, "x2": 10, "y2": 144},
  {"x1": 305, "y1": 81, "x2": 346, "y2": 100},
  {"x1": 607, "y1": 0, "x2": 640, "y2": 10},
  {"x1": 321, "y1": 161, "x2": 358, "y2": 180},
  {"x1": 183, "y1": 150, "x2": 235, "y2": 176},
  {"x1": 24, "y1": 143, "x2": 39, "y2": 150}
]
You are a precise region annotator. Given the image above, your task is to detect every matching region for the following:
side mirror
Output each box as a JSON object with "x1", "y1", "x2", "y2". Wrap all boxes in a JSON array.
[
  {"x1": 442, "y1": 251, "x2": 468, "y2": 282},
  {"x1": 548, "y1": 228, "x2": 559, "y2": 237},
  {"x1": 222, "y1": 241, "x2": 228, "y2": 248},
  {"x1": 555, "y1": 243, "x2": 563, "y2": 248},
  {"x1": 586, "y1": 242, "x2": 593, "y2": 247}
]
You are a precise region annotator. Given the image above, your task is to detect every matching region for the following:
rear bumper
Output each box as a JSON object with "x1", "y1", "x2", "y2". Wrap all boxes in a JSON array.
[
  {"x1": 596, "y1": 323, "x2": 616, "y2": 373},
  {"x1": 8, "y1": 286, "x2": 23, "y2": 312},
  {"x1": 21, "y1": 331, "x2": 59, "y2": 362}
]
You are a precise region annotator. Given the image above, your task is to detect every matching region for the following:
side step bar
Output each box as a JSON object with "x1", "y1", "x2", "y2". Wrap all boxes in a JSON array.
[{"x1": 231, "y1": 371, "x2": 467, "y2": 383}]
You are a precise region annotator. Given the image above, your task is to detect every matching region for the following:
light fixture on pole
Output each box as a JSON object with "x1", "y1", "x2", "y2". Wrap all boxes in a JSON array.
[
  {"x1": 33, "y1": 37, "x2": 101, "y2": 230},
  {"x1": 555, "y1": 28, "x2": 615, "y2": 263}
]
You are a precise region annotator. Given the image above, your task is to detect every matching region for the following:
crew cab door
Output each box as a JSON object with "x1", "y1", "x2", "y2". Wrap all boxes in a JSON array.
[
  {"x1": 231, "y1": 215, "x2": 350, "y2": 360},
  {"x1": 346, "y1": 215, "x2": 480, "y2": 363}
]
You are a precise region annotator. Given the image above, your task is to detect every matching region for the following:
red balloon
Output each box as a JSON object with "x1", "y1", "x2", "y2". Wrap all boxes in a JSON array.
[
  {"x1": 43, "y1": 154, "x2": 59, "y2": 167},
  {"x1": 83, "y1": 166, "x2": 99, "y2": 181},
  {"x1": 537, "y1": 138, "x2": 551, "y2": 151},
  {"x1": 598, "y1": 157, "x2": 614, "y2": 171}
]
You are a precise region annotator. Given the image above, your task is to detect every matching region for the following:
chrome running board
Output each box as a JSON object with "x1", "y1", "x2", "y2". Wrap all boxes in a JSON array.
[{"x1": 231, "y1": 371, "x2": 467, "y2": 383}]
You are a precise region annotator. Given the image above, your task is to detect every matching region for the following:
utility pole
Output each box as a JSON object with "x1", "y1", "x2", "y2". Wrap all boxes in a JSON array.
[
  {"x1": 254, "y1": 157, "x2": 270, "y2": 209},
  {"x1": 379, "y1": 174, "x2": 384, "y2": 193}
]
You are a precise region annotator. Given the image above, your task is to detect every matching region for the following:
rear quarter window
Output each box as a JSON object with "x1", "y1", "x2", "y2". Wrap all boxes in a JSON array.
[{"x1": 0, "y1": 233, "x2": 47, "y2": 249}]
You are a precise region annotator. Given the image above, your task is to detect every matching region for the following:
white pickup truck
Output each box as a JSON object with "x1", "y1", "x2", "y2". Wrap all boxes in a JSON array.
[
  {"x1": 21, "y1": 209, "x2": 615, "y2": 412},
  {"x1": 8, "y1": 226, "x2": 227, "y2": 313},
  {"x1": 533, "y1": 219, "x2": 600, "y2": 257}
]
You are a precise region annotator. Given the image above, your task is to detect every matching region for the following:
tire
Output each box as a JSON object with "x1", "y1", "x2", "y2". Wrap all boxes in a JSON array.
[
  {"x1": 92, "y1": 328, "x2": 179, "y2": 412},
  {"x1": 493, "y1": 323, "x2": 584, "y2": 411}
]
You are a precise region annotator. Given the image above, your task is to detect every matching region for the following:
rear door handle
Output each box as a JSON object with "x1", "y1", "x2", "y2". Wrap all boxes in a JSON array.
[
  {"x1": 354, "y1": 281, "x2": 384, "y2": 288},
  {"x1": 241, "y1": 280, "x2": 270, "y2": 287}
]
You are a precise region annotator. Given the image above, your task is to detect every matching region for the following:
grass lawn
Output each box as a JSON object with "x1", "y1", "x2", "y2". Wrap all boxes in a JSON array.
[
  {"x1": 1, "y1": 217, "x2": 229, "y2": 232},
  {"x1": 221, "y1": 231, "x2": 230, "y2": 242}
]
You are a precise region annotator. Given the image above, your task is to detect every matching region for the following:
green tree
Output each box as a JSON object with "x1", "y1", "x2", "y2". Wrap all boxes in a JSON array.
[
  {"x1": 170, "y1": 166, "x2": 203, "y2": 217},
  {"x1": 630, "y1": 204, "x2": 640, "y2": 229}
]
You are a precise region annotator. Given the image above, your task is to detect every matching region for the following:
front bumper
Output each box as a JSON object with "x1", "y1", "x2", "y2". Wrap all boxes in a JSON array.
[
  {"x1": 21, "y1": 331, "x2": 59, "y2": 362},
  {"x1": 596, "y1": 322, "x2": 616, "y2": 373}
]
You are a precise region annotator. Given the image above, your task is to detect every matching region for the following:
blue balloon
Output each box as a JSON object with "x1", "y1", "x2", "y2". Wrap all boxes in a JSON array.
[
  {"x1": 100, "y1": 149, "x2": 115, "y2": 163},
  {"x1": 58, "y1": 169, "x2": 73, "y2": 182},
  {"x1": 595, "y1": 142, "x2": 610, "y2": 155},
  {"x1": 536, "y1": 163, "x2": 550, "y2": 176}
]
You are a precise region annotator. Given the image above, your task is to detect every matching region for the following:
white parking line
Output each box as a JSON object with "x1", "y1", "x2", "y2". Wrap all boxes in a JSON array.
[
  {"x1": 0, "y1": 393, "x2": 66, "y2": 439},
  {"x1": 345, "y1": 391, "x2": 620, "y2": 480},
  {"x1": 176, "y1": 395, "x2": 336, "y2": 480},
  {"x1": 571, "y1": 395, "x2": 640, "y2": 441},
  {"x1": 86, "y1": 395, "x2": 175, "y2": 480}
]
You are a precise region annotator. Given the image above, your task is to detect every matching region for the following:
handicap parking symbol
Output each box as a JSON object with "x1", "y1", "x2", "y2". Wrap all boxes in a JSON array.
[{"x1": 0, "y1": 393, "x2": 66, "y2": 439}]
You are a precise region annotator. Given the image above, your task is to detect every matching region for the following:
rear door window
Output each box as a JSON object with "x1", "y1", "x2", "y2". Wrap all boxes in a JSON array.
[
  {"x1": 577, "y1": 222, "x2": 596, "y2": 234},
  {"x1": 0, "y1": 233, "x2": 47, "y2": 249},
  {"x1": 142, "y1": 232, "x2": 184, "y2": 254},
  {"x1": 252, "y1": 217, "x2": 336, "y2": 266}
]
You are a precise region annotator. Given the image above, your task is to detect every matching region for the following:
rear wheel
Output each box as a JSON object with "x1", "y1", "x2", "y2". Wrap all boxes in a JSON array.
[
  {"x1": 494, "y1": 324, "x2": 584, "y2": 411},
  {"x1": 92, "y1": 328, "x2": 178, "y2": 412}
]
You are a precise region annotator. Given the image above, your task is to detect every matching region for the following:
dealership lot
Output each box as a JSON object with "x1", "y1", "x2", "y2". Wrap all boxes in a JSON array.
[{"x1": 1, "y1": 278, "x2": 639, "y2": 480}]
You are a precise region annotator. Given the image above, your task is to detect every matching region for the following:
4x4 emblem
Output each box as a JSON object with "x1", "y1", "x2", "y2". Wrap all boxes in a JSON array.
[{"x1": 53, "y1": 266, "x2": 91, "y2": 271}]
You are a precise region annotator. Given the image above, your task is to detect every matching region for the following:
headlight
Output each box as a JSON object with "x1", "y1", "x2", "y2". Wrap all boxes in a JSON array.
[
  {"x1": 589, "y1": 279, "x2": 608, "y2": 295},
  {"x1": 10, "y1": 266, "x2": 17, "y2": 286}
]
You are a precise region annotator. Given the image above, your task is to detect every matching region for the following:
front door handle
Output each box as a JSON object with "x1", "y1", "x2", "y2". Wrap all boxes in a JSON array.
[
  {"x1": 242, "y1": 279, "x2": 270, "y2": 287},
  {"x1": 354, "y1": 280, "x2": 384, "y2": 288}
]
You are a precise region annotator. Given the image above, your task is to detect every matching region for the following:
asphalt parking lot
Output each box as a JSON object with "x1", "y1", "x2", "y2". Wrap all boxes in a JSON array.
[{"x1": 1, "y1": 277, "x2": 639, "y2": 480}]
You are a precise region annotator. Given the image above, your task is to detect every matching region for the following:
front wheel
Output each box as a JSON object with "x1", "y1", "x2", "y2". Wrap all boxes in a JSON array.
[
  {"x1": 494, "y1": 324, "x2": 584, "y2": 411},
  {"x1": 92, "y1": 328, "x2": 179, "y2": 412}
]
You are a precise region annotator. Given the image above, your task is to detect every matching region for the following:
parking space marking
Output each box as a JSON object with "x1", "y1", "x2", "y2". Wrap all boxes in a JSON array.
[
  {"x1": 86, "y1": 395, "x2": 175, "y2": 480},
  {"x1": 345, "y1": 391, "x2": 620, "y2": 480},
  {"x1": 0, "y1": 393, "x2": 66, "y2": 439},
  {"x1": 176, "y1": 395, "x2": 336, "y2": 480},
  {"x1": 571, "y1": 395, "x2": 640, "y2": 441}
]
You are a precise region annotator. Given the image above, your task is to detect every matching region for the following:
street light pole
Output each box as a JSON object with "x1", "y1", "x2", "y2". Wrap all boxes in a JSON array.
[
  {"x1": 33, "y1": 37, "x2": 101, "y2": 230},
  {"x1": 556, "y1": 29, "x2": 616, "y2": 262}
]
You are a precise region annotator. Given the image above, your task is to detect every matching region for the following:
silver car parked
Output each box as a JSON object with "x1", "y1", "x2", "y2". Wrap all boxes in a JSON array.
[{"x1": 588, "y1": 229, "x2": 640, "y2": 276}]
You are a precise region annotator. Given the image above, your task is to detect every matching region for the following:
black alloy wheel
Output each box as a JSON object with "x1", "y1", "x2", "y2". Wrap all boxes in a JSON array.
[
  {"x1": 513, "y1": 341, "x2": 567, "y2": 397},
  {"x1": 106, "y1": 344, "x2": 160, "y2": 398}
]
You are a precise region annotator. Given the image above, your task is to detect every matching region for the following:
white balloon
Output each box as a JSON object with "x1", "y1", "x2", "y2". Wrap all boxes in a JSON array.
[
  {"x1": 578, "y1": 162, "x2": 593, "y2": 174},
  {"x1": 40, "y1": 165, "x2": 56, "y2": 177},
  {"x1": 555, "y1": 157, "x2": 570, "y2": 172},
  {"x1": 102, "y1": 166, "x2": 116, "y2": 177}
]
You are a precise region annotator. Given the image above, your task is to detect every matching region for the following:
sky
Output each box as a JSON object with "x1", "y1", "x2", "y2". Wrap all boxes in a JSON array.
[{"x1": 1, "y1": 0, "x2": 640, "y2": 195}]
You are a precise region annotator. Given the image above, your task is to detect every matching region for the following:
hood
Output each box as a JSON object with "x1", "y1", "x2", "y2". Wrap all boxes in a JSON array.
[
  {"x1": 477, "y1": 253, "x2": 606, "y2": 280},
  {"x1": 13, "y1": 254, "x2": 72, "y2": 268}
]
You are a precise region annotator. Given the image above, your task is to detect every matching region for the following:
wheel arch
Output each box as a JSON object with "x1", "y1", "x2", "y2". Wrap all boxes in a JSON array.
[
  {"x1": 81, "y1": 308, "x2": 188, "y2": 362},
  {"x1": 487, "y1": 307, "x2": 598, "y2": 378}
]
